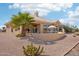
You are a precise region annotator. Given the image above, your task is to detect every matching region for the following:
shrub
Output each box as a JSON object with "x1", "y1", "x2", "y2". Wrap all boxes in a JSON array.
[
  {"x1": 73, "y1": 35, "x2": 76, "y2": 37},
  {"x1": 23, "y1": 43, "x2": 44, "y2": 56},
  {"x1": 16, "y1": 34, "x2": 25, "y2": 37},
  {"x1": 2, "y1": 30, "x2": 6, "y2": 32}
]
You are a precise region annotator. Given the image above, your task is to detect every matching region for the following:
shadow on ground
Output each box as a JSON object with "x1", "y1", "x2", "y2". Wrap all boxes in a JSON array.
[
  {"x1": 19, "y1": 36, "x2": 56, "y2": 45},
  {"x1": 19, "y1": 35, "x2": 67, "y2": 45}
]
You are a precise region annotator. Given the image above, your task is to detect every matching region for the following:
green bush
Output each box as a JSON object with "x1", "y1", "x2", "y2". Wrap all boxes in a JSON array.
[{"x1": 23, "y1": 43, "x2": 44, "y2": 56}]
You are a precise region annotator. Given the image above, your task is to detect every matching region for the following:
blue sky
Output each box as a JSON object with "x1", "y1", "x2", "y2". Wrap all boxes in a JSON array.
[{"x1": 0, "y1": 3, "x2": 79, "y2": 27}]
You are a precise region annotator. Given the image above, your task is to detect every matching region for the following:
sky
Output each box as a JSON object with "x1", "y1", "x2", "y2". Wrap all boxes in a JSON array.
[{"x1": 0, "y1": 3, "x2": 79, "y2": 28}]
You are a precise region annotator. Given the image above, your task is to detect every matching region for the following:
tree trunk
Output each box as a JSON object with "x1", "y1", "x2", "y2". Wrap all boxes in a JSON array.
[
  {"x1": 11, "y1": 28, "x2": 13, "y2": 32},
  {"x1": 21, "y1": 25, "x2": 26, "y2": 37}
]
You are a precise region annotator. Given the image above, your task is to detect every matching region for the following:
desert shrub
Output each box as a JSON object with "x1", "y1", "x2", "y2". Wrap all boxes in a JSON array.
[
  {"x1": 2, "y1": 30, "x2": 6, "y2": 32},
  {"x1": 16, "y1": 34, "x2": 25, "y2": 37},
  {"x1": 73, "y1": 35, "x2": 76, "y2": 37},
  {"x1": 23, "y1": 43, "x2": 44, "y2": 56}
]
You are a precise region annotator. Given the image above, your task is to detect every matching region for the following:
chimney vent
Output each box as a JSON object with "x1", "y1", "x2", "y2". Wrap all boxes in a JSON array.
[{"x1": 33, "y1": 11, "x2": 39, "y2": 17}]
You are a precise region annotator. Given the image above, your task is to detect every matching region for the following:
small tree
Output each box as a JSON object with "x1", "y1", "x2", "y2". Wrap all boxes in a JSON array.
[{"x1": 63, "y1": 24, "x2": 79, "y2": 33}]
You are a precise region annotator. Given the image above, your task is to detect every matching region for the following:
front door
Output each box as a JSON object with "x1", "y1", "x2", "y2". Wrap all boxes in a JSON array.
[{"x1": 33, "y1": 27, "x2": 37, "y2": 33}]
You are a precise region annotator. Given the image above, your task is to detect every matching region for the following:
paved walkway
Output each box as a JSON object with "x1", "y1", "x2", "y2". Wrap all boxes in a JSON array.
[
  {"x1": 0, "y1": 32, "x2": 79, "y2": 56},
  {"x1": 65, "y1": 43, "x2": 79, "y2": 56},
  {"x1": 44, "y1": 34, "x2": 79, "y2": 56}
]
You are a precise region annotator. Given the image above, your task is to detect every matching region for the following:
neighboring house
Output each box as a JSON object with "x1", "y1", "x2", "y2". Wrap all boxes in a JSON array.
[{"x1": 5, "y1": 12, "x2": 65, "y2": 34}]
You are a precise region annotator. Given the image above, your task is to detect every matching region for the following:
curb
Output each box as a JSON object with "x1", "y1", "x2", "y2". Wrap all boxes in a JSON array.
[{"x1": 64, "y1": 41, "x2": 79, "y2": 56}]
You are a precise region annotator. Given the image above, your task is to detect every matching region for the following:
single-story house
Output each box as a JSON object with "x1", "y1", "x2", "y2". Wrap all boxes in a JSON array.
[{"x1": 5, "y1": 12, "x2": 65, "y2": 34}]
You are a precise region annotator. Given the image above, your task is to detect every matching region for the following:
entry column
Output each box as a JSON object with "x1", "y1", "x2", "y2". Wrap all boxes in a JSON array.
[{"x1": 40, "y1": 24, "x2": 43, "y2": 33}]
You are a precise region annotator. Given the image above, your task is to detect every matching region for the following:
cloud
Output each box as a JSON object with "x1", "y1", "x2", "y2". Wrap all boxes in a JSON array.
[
  {"x1": 68, "y1": 6, "x2": 79, "y2": 21},
  {"x1": 35, "y1": 3, "x2": 73, "y2": 11},
  {"x1": 9, "y1": 3, "x2": 79, "y2": 26},
  {"x1": 9, "y1": 3, "x2": 73, "y2": 16},
  {"x1": 60, "y1": 19, "x2": 65, "y2": 23},
  {"x1": 60, "y1": 6, "x2": 79, "y2": 25},
  {"x1": 9, "y1": 3, "x2": 20, "y2": 9},
  {"x1": 60, "y1": 18, "x2": 76, "y2": 25}
]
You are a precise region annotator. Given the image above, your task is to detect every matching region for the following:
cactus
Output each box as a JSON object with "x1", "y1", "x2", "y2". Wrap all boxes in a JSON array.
[{"x1": 23, "y1": 43, "x2": 44, "y2": 56}]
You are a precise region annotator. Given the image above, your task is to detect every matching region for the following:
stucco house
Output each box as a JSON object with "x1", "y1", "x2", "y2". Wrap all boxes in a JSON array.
[{"x1": 5, "y1": 12, "x2": 65, "y2": 34}]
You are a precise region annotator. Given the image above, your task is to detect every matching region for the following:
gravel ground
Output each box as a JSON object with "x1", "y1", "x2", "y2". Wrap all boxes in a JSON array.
[
  {"x1": 0, "y1": 32, "x2": 79, "y2": 56},
  {"x1": 65, "y1": 43, "x2": 79, "y2": 56}
]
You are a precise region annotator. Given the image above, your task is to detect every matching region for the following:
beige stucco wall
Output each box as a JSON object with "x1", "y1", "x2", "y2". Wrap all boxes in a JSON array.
[{"x1": 31, "y1": 33, "x2": 65, "y2": 41}]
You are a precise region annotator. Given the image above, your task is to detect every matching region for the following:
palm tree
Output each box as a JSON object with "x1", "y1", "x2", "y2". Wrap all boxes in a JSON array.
[
  {"x1": 11, "y1": 12, "x2": 34, "y2": 36},
  {"x1": 5, "y1": 21, "x2": 15, "y2": 32}
]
